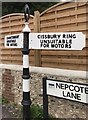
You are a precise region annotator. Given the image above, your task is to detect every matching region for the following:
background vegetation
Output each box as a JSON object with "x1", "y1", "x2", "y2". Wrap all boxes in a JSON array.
[{"x1": 2, "y1": 2, "x2": 57, "y2": 16}]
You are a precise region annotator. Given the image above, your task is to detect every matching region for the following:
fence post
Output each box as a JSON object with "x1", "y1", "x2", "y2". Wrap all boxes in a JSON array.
[
  {"x1": 34, "y1": 11, "x2": 41, "y2": 67},
  {"x1": 42, "y1": 77, "x2": 48, "y2": 119}
]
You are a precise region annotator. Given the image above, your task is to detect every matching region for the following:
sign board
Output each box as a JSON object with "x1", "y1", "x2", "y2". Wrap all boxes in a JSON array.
[
  {"x1": 5, "y1": 32, "x2": 85, "y2": 50},
  {"x1": 29, "y1": 32, "x2": 85, "y2": 50},
  {"x1": 47, "y1": 79, "x2": 88, "y2": 104},
  {"x1": 5, "y1": 33, "x2": 23, "y2": 48}
]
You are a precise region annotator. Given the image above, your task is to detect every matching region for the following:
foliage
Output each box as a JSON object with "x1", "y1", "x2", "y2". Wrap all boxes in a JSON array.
[
  {"x1": 31, "y1": 104, "x2": 43, "y2": 119},
  {"x1": 2, "y1": 97, "x2": 55, "y2": 119},
  {"x1": 2, "y1": 2, "x2": 57, "y2": 16},
  {"x1": 30, "y1": 104, "x2": 57, "y2": 119},
  {"x1": 2, "y1": 97, "x2": 9, "y2": 104},
  {"x1": 0, "y1": 98, "x2": 2, "y2": 104}
]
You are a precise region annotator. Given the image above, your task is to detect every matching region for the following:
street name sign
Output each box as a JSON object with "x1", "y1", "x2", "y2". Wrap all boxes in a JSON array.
[
  {"x1": 47, "y1": 79, "x2": 88, "y2": 104},
  {"x1": 5, "y1": 32, "x2": 85, "y2": 50}
]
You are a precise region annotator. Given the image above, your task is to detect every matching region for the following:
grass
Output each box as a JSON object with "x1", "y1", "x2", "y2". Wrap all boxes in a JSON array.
[
  {"x1": 31, "y1": 104, "x2": 43, "y2": 119},
  {"x1": 2, "y1": 97, "x2": 9, "y2": 104}
]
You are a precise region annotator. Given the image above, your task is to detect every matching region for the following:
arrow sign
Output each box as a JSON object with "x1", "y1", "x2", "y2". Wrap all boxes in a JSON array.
[
  {"x1": 5, "y1": 32, "x2": 85, "y2": 50},
  {"x1": 5, "y1": 33, "x2": 23, "y2": 48},
  {"x1": 29, "y1": 32, "x2": 85, "y2": 50}
]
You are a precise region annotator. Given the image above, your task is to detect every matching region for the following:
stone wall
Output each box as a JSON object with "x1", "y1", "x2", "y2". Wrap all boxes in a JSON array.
[{"x1": 1, "y1": 68, "x2": 88, "y2": 119}]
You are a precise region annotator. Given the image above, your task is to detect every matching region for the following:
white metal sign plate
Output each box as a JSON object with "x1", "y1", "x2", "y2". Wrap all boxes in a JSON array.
[
  {"x1": 29, "y1": 32, "x2": 85, "y2": 50},
  {"x1": 47, "y1": 79, "x2": 88, "y2": 104},
  {"x1": 5, "y1": 33, "x2": 23, "y2": 48}
]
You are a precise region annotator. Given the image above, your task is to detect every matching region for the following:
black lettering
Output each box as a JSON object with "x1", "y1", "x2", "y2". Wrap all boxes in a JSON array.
[
  {"x1": 63, "y1": 34, "x2": 66, "y2": 38},
  {"x1": 43, "y1": 44, "x2": 47, "y2": 48},
  {"x1": 80, "y1": 87, "x2": 84, "y2": 93},
  {"x1": 7, "y1": 44, "x2": 9, "y2": 46},
  {"x1": 55, "y1": 44, "x2": 58, "y2": 48},
  {"x1": 49, "y1": 83, "x2": 54, "y2": 86},
  {"x1": 85, "y1": 87, "x2": 88, "y2": 94},
  {"x1": 63, "y1": 34, "x2": 76, "y2": 39},
  {"x1": 10, "y1": 43, "x2": 17, "y2": 46},
  {"x1": 63, "y1": 91, "x2": 81, "y2": 100},
  {"x1": 61, "y1": 44, "x2": 64, "y2": 48},
  {"x1": 68, "y1": 34, "x2": 73, "y2": 38},
  {"x1": 73, "y1": 34, "x2": 76, "y2": 38},
  {"x1": 7, "y1": 37, "x2": 11, "y2": 39},
  {"x1": 44, "y1": 40, "x2": 47, "y2": 43},
  {"x1": 65, "y1": 84, "x2": 68, "y2": 89},
  {"x1": 74, "y1": 86, "x2": 80, "y2": 92},
  {"x1": 51, "y1": 35, "x2": 53, "y2": 39},
  {"x1": 37, "y1": 35, "x2": 40, "y2": 39},
  {"x1": 76, "y1": 94, "x2": 81, "y2": 100},
  {"x1": 40, "y1": 43, "x2": 43, "y2": 47},
  {"x1": 69, "y1": 44, "x2": 71, "y2": 48},
  {"x1": 56, "y1": 83, "x2": 65, "y2": 89},
  {"x1": 60, "y1": 84, "x2": 65, "y2": 89},
  {"x1": 65, "y1": 40, "x2": 69, "y2": 44},
  {"x1": 69, "y1": 85, "x2": 74, "y2": 91},
  {"x1": 70, "y1": 92, "x2": 81, "y2": 100},
  {"x1": 40, "y1": 40, "x2": 43, "y2": 43},
  {"x1": 58, "y1": 40, "x2": 61, "y2": 43},
  {"x1": 57, "y1": 35, "x2": 61, "y2": 39},
  {"x1": 63, "y1": 91, "x2": 67, "y2": 97},
  {"x1": 69, "y1": 39, "x2": 72, "y2": 44},
  {"x1": 7, "y1": 40, "x2": 11, "y2": 43},
  {"x1": 45, "y1": 35, "x2": 47, "y2": 39},
  {"x1": 56, "y1": 83, "x2": 61, "y2": 89},
  {"x1": 51, "y1": 44, "x2": 54, "y2": 48},
  {"x1": 56, "y1": 40, "x2": 58, "y2": 44},
  {"x1": 48, "y1": 35, "x2": 51, "y2": 39},
  {"x1": 53, "y1": 34, "x2": 57, "y2": 38},
  {"x1": 15, "y1": 43, "x2": 16, "y2": 46},
  {"x1": 65, "y1": 44, "x2": 68, "y2": 48},
  {"x1": 62, "y1": 39, "x2": 65, "y2": 43}
]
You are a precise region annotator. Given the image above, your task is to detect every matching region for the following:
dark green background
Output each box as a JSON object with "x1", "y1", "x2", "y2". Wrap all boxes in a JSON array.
[{"x1": 2, "y1": 2, "x2": 57, "y2": 16}]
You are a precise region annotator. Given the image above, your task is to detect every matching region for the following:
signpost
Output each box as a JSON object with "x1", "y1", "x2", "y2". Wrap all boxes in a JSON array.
[
  {"x1": 4, "y1": 3, "x2": 86, "y2": 120},
  {"x1": 22, "y1": 4, "x2": 31, "y2": 120}
]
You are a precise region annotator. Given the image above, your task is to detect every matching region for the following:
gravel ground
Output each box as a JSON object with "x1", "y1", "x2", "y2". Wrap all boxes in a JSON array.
[{"x1": 1, "y1": 103, "x2": 22, "y2": 119}]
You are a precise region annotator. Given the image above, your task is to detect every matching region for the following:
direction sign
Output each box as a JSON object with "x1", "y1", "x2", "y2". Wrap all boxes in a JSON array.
[
  {"x1": 29, "y1": 32, "x2": 85, "y2": 50},
  {"x1": 5, "y1": 32, "x2": 85, "y2": 50},
  {"x1": 5, "y1": 33, "x2": 23, "y2": 48},
  {"x1": 47, "y1": 79, "x2": 88, "y2": 104}
]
